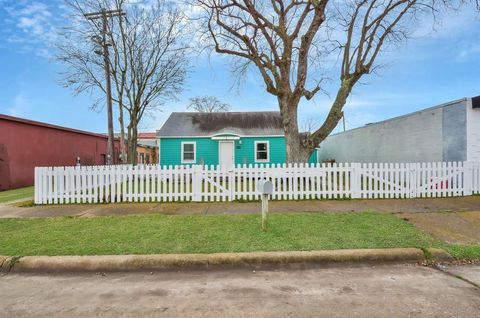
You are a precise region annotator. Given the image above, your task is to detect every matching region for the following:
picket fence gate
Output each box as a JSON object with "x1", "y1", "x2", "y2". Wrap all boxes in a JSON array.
[{"x1": 34, "y1": 161, "x2": 480, "y2": 205}]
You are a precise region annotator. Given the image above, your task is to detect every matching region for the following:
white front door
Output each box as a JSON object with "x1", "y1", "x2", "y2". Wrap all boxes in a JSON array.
[{"x1": 219, "y1": 141, "x2": 235, "y2": 167}]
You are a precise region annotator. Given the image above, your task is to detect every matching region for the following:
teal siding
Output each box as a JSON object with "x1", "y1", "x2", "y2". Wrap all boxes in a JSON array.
[
  {"x1": 234, "y1": 137, "x2": 285, "y2": 165},
  {"x1": 308, "y1": 149, "x2": 318, "y2": 164},
  {"x1": 160, "y1": 138, "x2": 219, "y2": 166},
  {"x1": 159, "y1": 136, "x2": 319, "y2": 166}
]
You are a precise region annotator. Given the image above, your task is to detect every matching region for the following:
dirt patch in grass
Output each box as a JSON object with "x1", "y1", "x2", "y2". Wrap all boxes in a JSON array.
[
  {"x1": 3, "y1": 196, "x2": 480, "y2": 219},
  {"x1": 398, "y1": 212, "x2": 480, "y2": 245},
  {"x1": 13, "y1": 200, "x2": 35, "y2": 208}
]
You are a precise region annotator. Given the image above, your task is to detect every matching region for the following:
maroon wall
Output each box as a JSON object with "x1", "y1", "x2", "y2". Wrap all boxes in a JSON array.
[{"x1": 0, "y1": 115, "x2": 119, "y2": 191}]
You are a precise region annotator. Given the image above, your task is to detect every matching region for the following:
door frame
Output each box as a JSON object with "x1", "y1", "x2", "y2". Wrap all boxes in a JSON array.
[{"x1": 218, "y1": 141, "x2": 235, "y2": 167}]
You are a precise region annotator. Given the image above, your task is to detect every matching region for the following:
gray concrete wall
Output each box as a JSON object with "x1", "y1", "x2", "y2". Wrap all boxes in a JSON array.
[
  {"x1": 318, "y1": 99, "x2": 468, "y2": 163},
  {"x1": 442, "y1": 103, "x2": 467, "y2": 162}
]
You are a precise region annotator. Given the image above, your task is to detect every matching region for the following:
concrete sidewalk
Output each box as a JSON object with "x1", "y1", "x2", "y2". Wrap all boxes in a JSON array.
[
  {"x1": 442, "y1": 264, "x2": 480, "y2": 287},
  {"x1": 1, "y1": 196, "x2": 480, "y2": 218}
]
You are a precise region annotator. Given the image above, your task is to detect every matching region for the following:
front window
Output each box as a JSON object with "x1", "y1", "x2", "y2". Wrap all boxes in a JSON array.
[
  {"x1": 255, "y1": 141, "x2": 269, "y2": 162},
  {"x1": 182, "y1": 142, "x2": 196, "y2": 163}
]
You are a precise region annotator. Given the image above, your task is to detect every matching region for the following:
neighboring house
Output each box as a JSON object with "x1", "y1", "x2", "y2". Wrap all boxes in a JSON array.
[
  {"x1": 0, "y1": 114, "x2": 121, "y2": 191},
  {"x1": 157, "y1": 111, "x2": 319, "y2": 166},
  {"x1": 137, "y1": 144, "x2": 157, "y2": 164},
  {"x1": 137, "y1": 132, "x2": 158, "y2": 164},
  {"x1": 318, "y1": 96, "x2": 480, "y2": 163},
  {"x1": 113, "y1": 132, "x2": 158, "y2": 164},
  {"x1": 138, "y1": 132, "x2": 157, "y2": 147}
]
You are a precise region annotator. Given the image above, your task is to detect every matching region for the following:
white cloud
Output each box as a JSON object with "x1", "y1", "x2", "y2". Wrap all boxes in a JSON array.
[
  {"x1": 2, "y1": 1, "x2": 62, "y2": 58},
  {"x1": 344, "y1": 92, "x2": 420, "y2": 110},
  {"x1": 18, "y1": 17, "x2": 37, "y2": 28},
  {"x1": 6, "y1": 93, "x2": 29, "y2": 117},
  {"x1": 343, "y1": 111, "x2": 379, "y2": 130},
  {"x1": 413, "y1": 5, "x2": 479, "y2": 39},
  {"x1": 454, "y1": 43, "x2": 480, "y2": 61},
  {"x1": 19, "y1": 2, "x2": 52, "y2": 16},
  {"x1": 345, "y1": 98, "x2": 380, "y2": 109}
]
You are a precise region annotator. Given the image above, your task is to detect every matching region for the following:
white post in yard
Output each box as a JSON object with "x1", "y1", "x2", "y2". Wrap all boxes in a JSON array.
[
  {"x1": 257, "y1": 179, "x2": 273, "y2": 232},
  {"x1": 261, "y1": 193, "x2": 268, "y2": 231}
]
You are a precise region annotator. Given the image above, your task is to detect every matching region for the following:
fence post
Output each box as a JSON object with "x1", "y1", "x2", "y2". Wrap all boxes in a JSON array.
[
  {"x1": 409, "y1": 163, "x2": 417, "y2": 198},
  {"x1": 406, "y1": 163, "x2": 411, "y2": 198},
  {"x1": 464, "y1": 161, "x2": 473, "y2": 196},
  {"x1": 229, "y1": 166, "x2": 235, "y2": 201},
  {"x1": 475, "y1": 162, "x2": 480, "y2": 194},
  {"x1": 192, "y1": 165, "x2": 202, "y2": 202},
  {"x1": 350, "y1": 163, "x2": 358, "y2": 199},
  {"x1": 34, "y1": 167, "x2": 39, "y2": 204}
]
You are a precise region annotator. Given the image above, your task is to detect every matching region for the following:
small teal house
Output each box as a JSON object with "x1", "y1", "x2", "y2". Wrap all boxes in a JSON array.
[{"x1": 157, "y1": 112, "x2": 319, "y2": 166}]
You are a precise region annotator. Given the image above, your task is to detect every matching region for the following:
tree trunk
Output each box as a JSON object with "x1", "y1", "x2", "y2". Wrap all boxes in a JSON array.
[
  {"x1": 128, "y1": 121, "x2": 138, "y2": 166},
  {"x1": 126, "y1": 125, "x2": 132, "y2": 164},
  {"x1": 308, "y1": 76, "x2": 359, "y2": 153},
  {"x1": 118, "y1": 101, "x2": 127, "y2": 163},
  {"x1": 280, "y1": 97, "x2": 311, "y2": 163},
  {"x1": 284, "y1": 129, "x2": 311, "y2": 163}
]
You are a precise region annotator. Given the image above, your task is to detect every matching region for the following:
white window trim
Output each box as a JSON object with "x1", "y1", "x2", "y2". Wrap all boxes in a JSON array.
[
  {"x1": 254, "y1": 140, "x2": 270, "y2": 163},
  {"x1": 181, "y1": 141, "x2": 196, "y2": 164},
  {"x1": 212, "y1": 136, "x2": 240, "y2": 140}
]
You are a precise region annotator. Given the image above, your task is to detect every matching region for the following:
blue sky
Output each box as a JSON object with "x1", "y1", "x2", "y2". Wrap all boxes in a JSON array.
[{"x1": 1, "y1": 1, "x2": 479, "y2": 134}]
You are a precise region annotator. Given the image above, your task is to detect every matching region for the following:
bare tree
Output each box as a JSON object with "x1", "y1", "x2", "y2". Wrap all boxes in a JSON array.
[
  {"x1": 193, "y1": 0, "x2": 459, "y2": 162},
  {"x1": 187, "y1": 95, "x2": 231, "y2": 112},
  {"x1": 301, "y1": 116, "x2": 320, "y2": 135},
  {"x1": 57, "y1": 0, "x2": 189, "y2": 164}
]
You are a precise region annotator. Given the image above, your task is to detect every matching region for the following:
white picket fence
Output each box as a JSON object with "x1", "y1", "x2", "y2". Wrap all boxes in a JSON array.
[{"x1": 34, "y1": 162, "x2": 480, "y2": 204}]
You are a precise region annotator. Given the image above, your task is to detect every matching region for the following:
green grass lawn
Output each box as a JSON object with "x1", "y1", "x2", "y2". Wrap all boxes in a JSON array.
[
  {"x1": 441, "y1": 244, "x2": 480, "y2": 260},
  {"x1": 0, "y1": 186, "x2": 34, "y2": 204},
  {"x1": 0, "y1": 212, "x2": 438, "y2": 256}
]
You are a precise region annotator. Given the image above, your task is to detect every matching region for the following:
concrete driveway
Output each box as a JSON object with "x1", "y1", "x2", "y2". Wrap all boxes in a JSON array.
[
  {"x1": 0, "y1": 264, "x2": 478, "y2": 317},
  {"x1": 1, "y1": 195, "x2": 480, "y2": 218},
  {"x1": 399, "y1": 211, "x2": 480, "y2": 244}
]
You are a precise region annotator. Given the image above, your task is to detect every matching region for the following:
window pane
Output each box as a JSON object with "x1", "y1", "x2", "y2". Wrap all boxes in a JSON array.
[
  {"x1": 256, "y1": 143, "x2": 267, "y2": 151},
  {"x1": 184, "y1": 152, "x2": 194, "y2": 160},
  {"x1": 256, "y1": 142, "x2": 268, "y2": 160},
  {"x1": 184, "y1": 144, "x2": 194, "y2": 152},
  {"x1": 257, "y1": 151, "x2": 267, "y2": 160}
]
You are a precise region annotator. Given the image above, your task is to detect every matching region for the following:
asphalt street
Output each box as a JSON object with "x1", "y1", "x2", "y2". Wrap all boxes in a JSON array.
[{"x1": 0, "y1": 264, "x2": 479, "y2": 317}]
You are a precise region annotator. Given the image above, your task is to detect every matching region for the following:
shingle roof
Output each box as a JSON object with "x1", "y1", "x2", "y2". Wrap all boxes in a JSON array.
[{"x1": 157, "y1": 112, "x2": 284, "y2": 137}]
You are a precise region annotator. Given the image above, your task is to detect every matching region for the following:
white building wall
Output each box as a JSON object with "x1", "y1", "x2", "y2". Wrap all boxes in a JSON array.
[
  {"x1": 318, "y1": 99, "x2": 469, "y2": 163},
  {"x1": 467, "y1": 98, "x2": 480, "y2": 161}
]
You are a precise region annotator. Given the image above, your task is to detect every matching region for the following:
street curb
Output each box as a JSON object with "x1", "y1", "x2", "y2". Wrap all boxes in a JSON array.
[
  {"x1": 0, "y1": 256, "x2": 9, "y2": 270},
  {"x1": 0, "y1": 248, "x2": 444, "y2": 273},
  {"x1": 426, "y1": 248, "x2": 455, "y2": 262}
]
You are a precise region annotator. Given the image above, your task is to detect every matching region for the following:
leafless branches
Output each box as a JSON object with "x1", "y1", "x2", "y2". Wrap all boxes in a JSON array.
[
  {"x1": 57, "y1": 0, "x2": 190, "y2": 164},
  {"x1": 187, "y1": 96, "x2": 231, "y2": 112},
  {"x1": 193, "y1": 0, "x2": 458, "y2": 162}
]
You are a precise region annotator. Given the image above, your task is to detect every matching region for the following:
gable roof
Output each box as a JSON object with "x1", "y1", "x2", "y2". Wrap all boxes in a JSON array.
[{"x1": 157, "y1": 111, "x2": 284, "y2": 137}]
